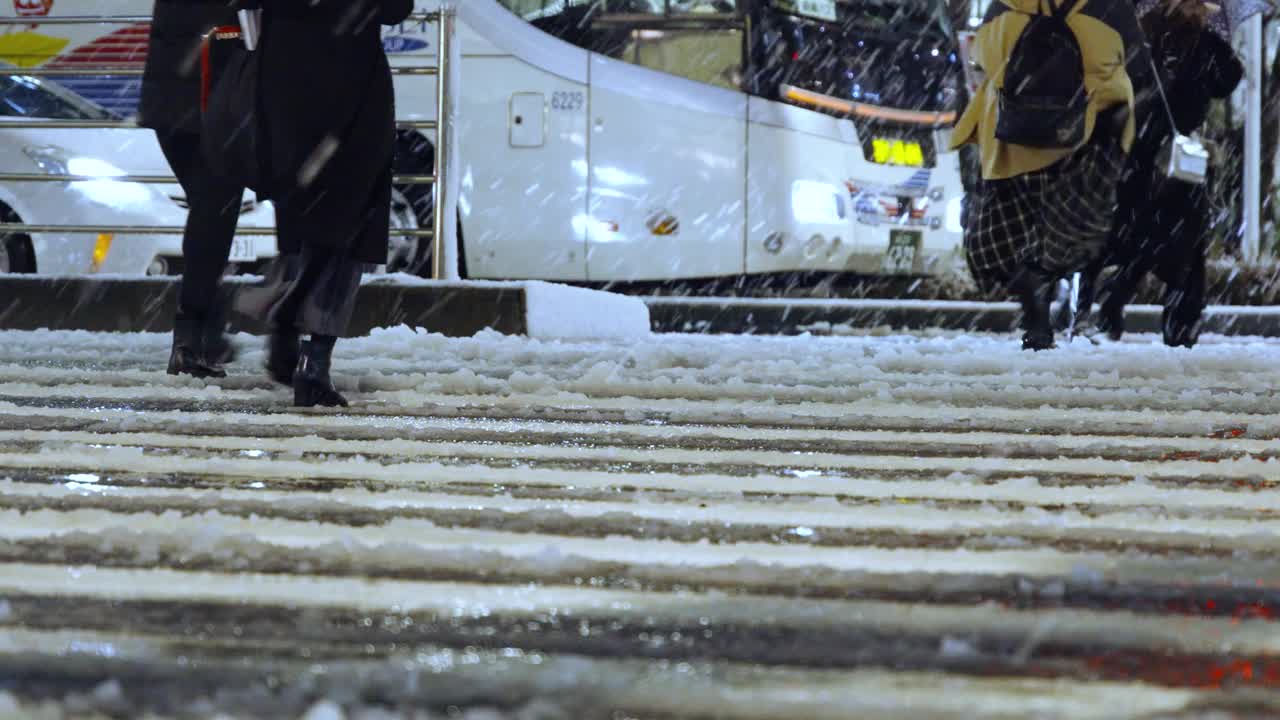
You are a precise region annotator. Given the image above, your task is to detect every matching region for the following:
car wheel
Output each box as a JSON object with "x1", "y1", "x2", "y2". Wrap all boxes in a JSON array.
[
  {"x1": 384, "y1": 130, "x2": 437, "y2": 277},
  {"x1": 386, "y1": 185, "x2": 431, "y2": 275},
  {"x1": 1, "y1": 235, "x2": 35, "y2": 274}
]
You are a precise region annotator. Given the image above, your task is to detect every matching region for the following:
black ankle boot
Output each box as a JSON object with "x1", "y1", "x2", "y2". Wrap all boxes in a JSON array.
[
  {"x1": 1097, "y1": 300, "x2": 1125, "y2": 342},
  {"x1": 168, "y1": 311, "x2": 231, "y2": 379},
  {"x1": 266, "y1": 326, "x2": 301, "y2": 387},
  {"x1": 293, "y1": 335, "x2": 347, "y2": 408},
  {"x1": 1010, "y1": 264, "x2": 1056, "y2": 351}
]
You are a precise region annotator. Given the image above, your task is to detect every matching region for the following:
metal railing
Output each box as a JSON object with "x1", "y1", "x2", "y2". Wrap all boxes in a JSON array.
[{"x1": 0, "y1": 8, "x2": 463, "y2": 279}]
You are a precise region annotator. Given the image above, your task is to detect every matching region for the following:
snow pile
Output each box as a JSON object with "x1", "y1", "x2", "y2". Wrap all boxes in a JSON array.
[
  {"x1": 359, "y1": 276, "x2": 651, "y2": 340},
  {"x1": 521, "y1": 281, "x2": 650, "y2": 340}
]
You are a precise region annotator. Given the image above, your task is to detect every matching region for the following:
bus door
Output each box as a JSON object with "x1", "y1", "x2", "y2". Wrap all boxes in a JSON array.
[
  {"x1": 583, "y1": 5, "x2": 749, "y2": 281},
  {"x1": 422, "y1": 0, "x2": 593, "y2": 281}
]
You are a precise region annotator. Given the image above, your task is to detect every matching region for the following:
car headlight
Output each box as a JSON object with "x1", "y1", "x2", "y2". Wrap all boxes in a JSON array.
[
  {"x1": 25, "y1": 145, "x2": 127, "y2": 178},
  {"x1": 25, "y1": 145, "x2": 150, "y2": 207}
]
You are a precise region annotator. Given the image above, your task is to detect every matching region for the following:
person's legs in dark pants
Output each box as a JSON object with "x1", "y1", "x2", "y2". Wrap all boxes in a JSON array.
[
  {"x1": 1096, "y1": 244, "x2": 1158, "y2": 340},
  {"x1": 157, "y1": 130, "x2": 245, "y2": 378},
  {"x1": 1161, "y1": 247, "x2": 1206, "y2": 347},
  {"x1": 275, "y1": 246, "x2": 363, "y2": 407},
  {"x1": 1155, "y1": 194, "x2": 1209, "y2": 348},
  {"x1": 241, "y1": 239, "x2": 364, "y2": 407}
]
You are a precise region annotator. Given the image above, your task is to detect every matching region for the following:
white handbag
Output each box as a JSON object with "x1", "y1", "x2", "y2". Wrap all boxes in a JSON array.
[
  {"x1": 1157, "y1": 133, "x2": 1210, "y2": 185},
  {"x1": 1149, "y1": 49, "x2": 1209, "y2": 185}
]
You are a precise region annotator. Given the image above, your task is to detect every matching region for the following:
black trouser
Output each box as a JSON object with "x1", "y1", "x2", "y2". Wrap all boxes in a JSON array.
[
  {"x1": 156, "y1": 131, "x2": 244, "y2": 317},
  {"x1": 266, "y1": 247, "x2": 366, "y2": 337},
  {"x1": 236, "y1": 246, "x2": 366, "y2": 338},
  {"x1": 1101, "y1": 180, "x2": 1209, "y2": 342}
]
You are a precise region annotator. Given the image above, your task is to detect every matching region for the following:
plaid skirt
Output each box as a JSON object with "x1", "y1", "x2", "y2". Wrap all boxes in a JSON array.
[{"x1": 965, "y1": 133, "x2": 1127, "y2": 294}]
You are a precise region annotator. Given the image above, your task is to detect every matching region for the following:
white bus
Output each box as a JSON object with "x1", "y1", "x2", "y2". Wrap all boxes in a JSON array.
[{"x1": 0, "y1": 0, "x2": 967, "y2": 282}]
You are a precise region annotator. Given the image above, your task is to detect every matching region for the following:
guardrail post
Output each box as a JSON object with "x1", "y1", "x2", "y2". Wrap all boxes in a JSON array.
[
  {"x1": 432, "y1": 3, "x2": 462, "y2": 281},
  {"x1": 1242, "y1": 14, "x2": 1263, "y2": 263}
]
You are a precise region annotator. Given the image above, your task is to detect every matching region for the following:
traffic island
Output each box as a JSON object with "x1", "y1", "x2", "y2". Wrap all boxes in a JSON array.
[{"x1": 0, "y1": 275, "x2": 651, "y2": 341}]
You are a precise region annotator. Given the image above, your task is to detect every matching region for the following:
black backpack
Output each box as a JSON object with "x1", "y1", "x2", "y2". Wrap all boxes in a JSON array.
[{"x1": 995, "y1": 0, "x2": 1088, "y2": 149}]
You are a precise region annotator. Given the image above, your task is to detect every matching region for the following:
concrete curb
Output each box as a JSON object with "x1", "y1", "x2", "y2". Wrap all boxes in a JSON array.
[
  {"x1": 644, "y1": 297, "x2": 1280, "y2": 337},
  {"x1": 0, "y1": 277, "x2": 526, "y2": 337}
]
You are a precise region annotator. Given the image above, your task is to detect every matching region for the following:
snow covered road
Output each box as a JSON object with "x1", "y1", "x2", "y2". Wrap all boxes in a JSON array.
[{"x1": 2, "y1": 327, "x2": 1280, "y2": 719}]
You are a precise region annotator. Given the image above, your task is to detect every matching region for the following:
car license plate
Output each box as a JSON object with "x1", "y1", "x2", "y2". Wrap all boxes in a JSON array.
[
  {"x1": 881, "y1": 229, "x2": 921, "y2": 274},
  {"x1": 871, "y1": 138, "x2": 926, "y2": 167},
  {"x1": 229, "y1": 238, "x2": 255, "y2": 263}
]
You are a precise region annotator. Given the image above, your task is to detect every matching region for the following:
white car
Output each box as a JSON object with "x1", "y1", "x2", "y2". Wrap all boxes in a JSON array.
[{"x1": 0, "y1": 69, "x2": 278, "y2": 276}]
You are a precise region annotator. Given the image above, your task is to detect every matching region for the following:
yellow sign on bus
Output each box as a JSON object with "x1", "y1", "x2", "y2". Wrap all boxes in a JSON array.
[{"x1": 871, "y1": 138, "x2": 925, "y2": 167}]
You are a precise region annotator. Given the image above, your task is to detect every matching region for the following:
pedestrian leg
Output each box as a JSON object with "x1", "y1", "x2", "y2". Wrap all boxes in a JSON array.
[
  {"x1": 290, "y1": 246, "x2": 365, "y2": 408},
  {"x1": 158, "y1": 130, "x2": 245, "y2": 378}
]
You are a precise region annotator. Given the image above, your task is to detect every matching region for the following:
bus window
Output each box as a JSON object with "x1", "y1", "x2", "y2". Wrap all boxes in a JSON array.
[
  {"x1": 497, "y1": 0, "x2": 961, "y2": 126},
  {"x1": 500, "y1": 1, "x2": 747, "y2": 90},
  {"x1": 753, "y1": 0, "x2": 962, "y2": 121},
  {"x1": 623, "y1": 29, "x2": 743, "y2": 90}
]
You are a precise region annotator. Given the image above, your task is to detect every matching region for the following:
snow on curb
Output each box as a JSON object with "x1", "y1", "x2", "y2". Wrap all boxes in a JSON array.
[
  {"x1": 360, "y1": 275, "x2": 652, "y2": 340},
  {"x1": 521, "y1": 281, "x2": 650, "y2": 340}
]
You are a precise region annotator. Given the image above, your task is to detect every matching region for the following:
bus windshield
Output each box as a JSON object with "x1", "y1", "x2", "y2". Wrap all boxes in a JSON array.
[
  {"x1": 497, "y1": 0, "x2": 960, "y2": 125},
  {"x1": 757, "y1": 0, "x2": 960, "y2": 122}
]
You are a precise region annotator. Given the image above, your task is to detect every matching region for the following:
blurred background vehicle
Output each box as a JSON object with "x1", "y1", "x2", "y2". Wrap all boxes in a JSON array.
[
  {"x1": 0, "y1": 66, "x2": 276, "y2": 275},
  {"x1": 0, "y1": 0, "x2": 967, "y2": 284}
]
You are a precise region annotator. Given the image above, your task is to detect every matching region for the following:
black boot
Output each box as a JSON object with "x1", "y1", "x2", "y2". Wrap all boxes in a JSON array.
[
  {"x1": 1096, "y1": 299, "x2": 1125, "y2": 342},
  {"x1": 203, "y1": 303, "x2": 238, "y2": 366},
  {"x1": 168, "y1": 310, "x2": 233, "y2": 379},
  {"x1": 1163, "y1": 303, "x2": 1201, "y2": 349},
  {"x1": 266, "y1": 326, "x2": 301, "y2": 387},
  {"x1": 293, "y1": 335, "x2": 348, "y2": 408},
  {"x1": 1010, "y1": 263, "x2": 1056, "y2": 351}
]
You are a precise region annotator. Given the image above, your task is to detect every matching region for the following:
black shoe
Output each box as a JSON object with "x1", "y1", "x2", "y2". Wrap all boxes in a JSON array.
[
  {"x1": 266, "y1": 327, "x2": 300, "y2": 387},
  {"x1": 1011, "y1": 264, "x2": 1057, "y2": 351},
  {"x1": 293, "y1": 336, "x2": 348, "y2": 408},
  {"x1": 168, "y1": 311, "x2": 232, "y2": 379},
  {"x1": 1163, "y1": 312, "x2": 1201, "y2": 349},
  {"x1": 1097, "y1": 301, "x2": 1125, "y2": 342}
]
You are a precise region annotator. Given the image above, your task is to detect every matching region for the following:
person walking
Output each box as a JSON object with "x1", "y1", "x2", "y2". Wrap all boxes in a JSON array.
[
  {"x1": 1092, "y1": 0, "x2": 1244, "y2": 347},
  {"x1": 235, "y1": 0, "x2": 412, "y2": 407},
  {"x1": 952, "y1": 0, "x2": 1151, "y2": 350},
  {"x1": 139, "y1": 0, "x2": 244, "y2": 378}
]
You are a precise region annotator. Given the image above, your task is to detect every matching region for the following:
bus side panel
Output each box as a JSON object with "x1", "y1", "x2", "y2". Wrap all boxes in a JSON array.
[
  {"x1": 458, "y1": 57, "x2": 589, "y2": 281},
  {"x1": 924, "y1": 149, "x2": 967, "y2": 274},
  {"x1": 745, "y1": 103, "x2": 860, "y2": 275},
  {"x1": 585, "y1": 55, "x2": 746, "y2": 282}
]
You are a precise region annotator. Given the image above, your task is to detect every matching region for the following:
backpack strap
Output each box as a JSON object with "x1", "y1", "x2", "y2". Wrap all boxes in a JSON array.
[{"x1": 1050, "y1": 0, "x2": 1083, "y2": 18}]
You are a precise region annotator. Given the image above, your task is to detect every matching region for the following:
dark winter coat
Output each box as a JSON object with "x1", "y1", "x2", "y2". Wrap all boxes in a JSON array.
[
  {"x1": 138, "y1": 0, "x2": 239, "y2": 135},
  {"x1": 1095, "y1": 10, "x2": 1244, "y2": 344},
  {"x1": 1109, "y1": 21, "x2": 1243, "y2": 270},
  {"x1": 257, "y1": 0, "x2": 412, "y2": 265}
]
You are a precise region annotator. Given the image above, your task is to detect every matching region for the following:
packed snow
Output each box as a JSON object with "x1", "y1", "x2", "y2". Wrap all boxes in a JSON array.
[{"x1": 0, "y1": 326, "x2": 1278, "y2": 718}]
